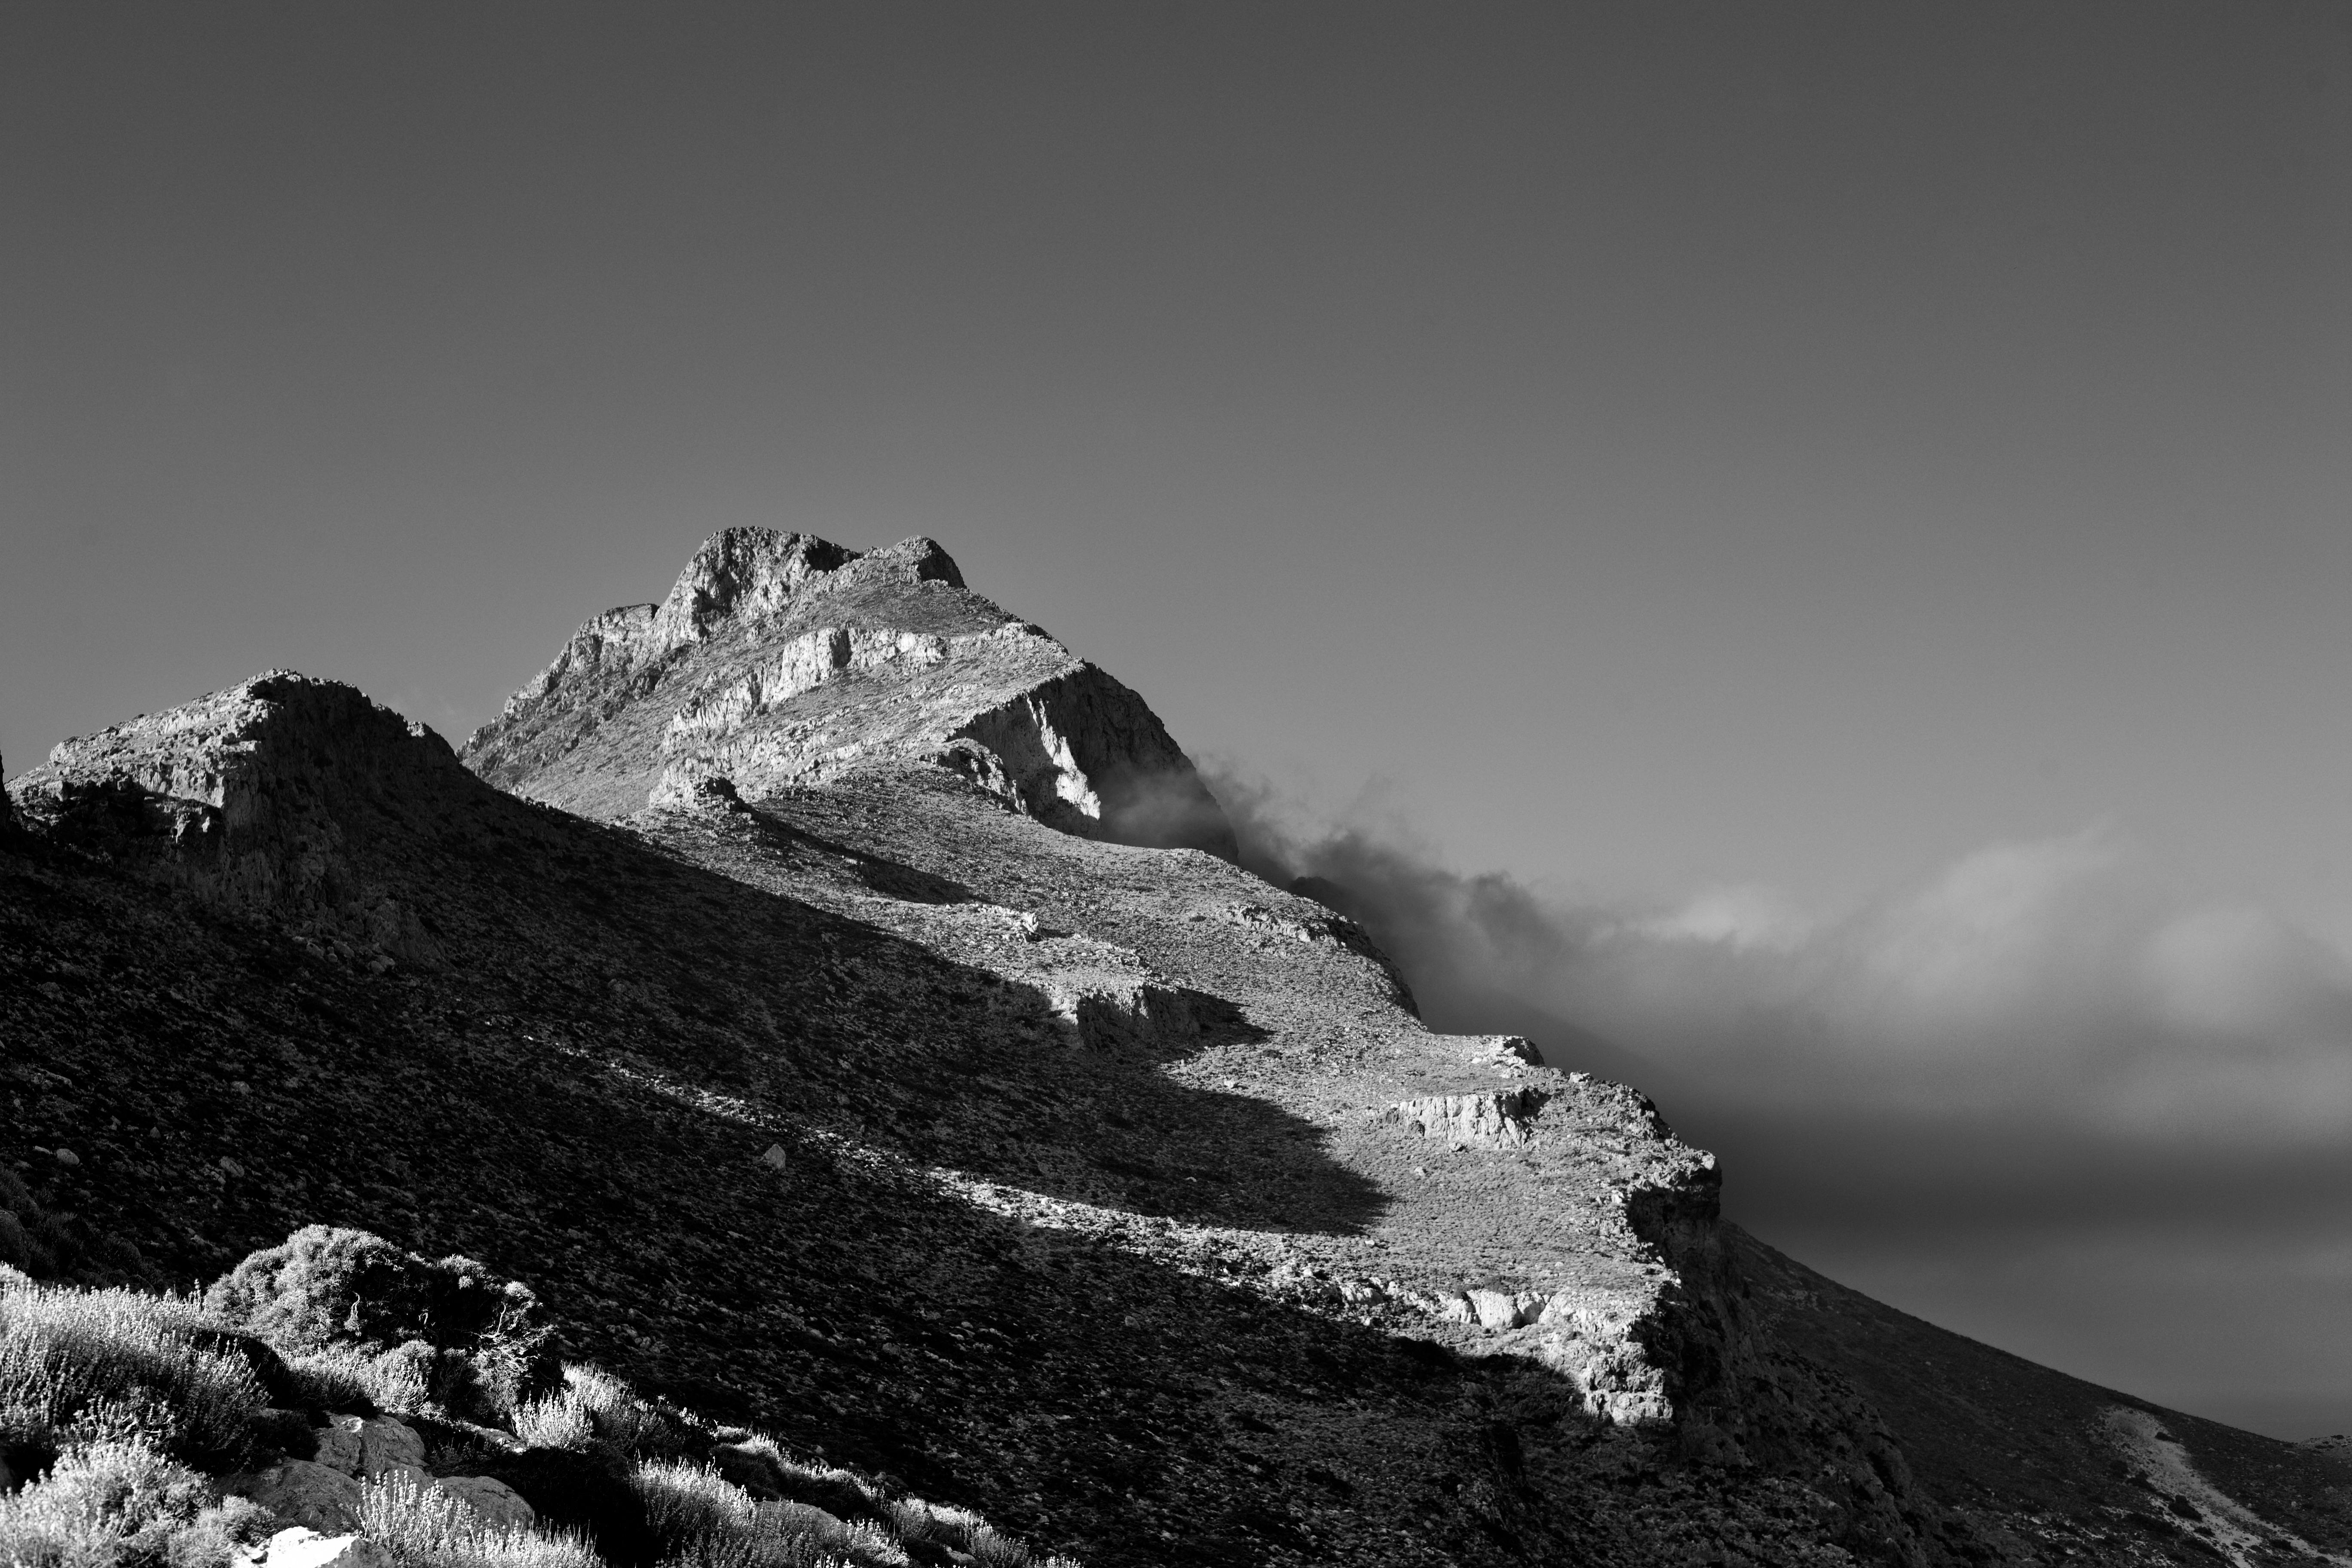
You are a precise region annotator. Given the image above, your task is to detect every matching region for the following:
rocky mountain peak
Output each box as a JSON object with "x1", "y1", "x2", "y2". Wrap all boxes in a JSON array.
[
  {"x1": 8, "y1": 671, "x2": 479, "y2": 966},
  {"x1": 646, "y1": 529, "x2": 965, "y2": 654},
  {"x1": 462, "y1": 530, "x2": 1235, "y2": 856}
]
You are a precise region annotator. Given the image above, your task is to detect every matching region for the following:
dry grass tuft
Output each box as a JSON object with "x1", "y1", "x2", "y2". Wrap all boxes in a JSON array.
[
  {"x1": 511, "y1": 1386, "x2": 594, "y2": 1452},
  {"x1": 0, "y1": 1274, "x2": 263, "y2": 1463},
  {"x1": 358, "y1": 1468, "x2": 601, "y2": 1568},
  {"x1": 632, "y1": 1461, "x2": 909, "y2": 1568}
]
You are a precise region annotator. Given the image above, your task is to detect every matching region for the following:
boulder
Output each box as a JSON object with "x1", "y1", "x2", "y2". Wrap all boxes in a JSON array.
[
  {"x1": 237, "y1": 1459, "x2": 364, "y2": 1534},
  {"x1": 310, "y1": 1415, "x2": 426, "y2": 1479},
  {"x1": 1382, "y1": 1089, "x2": 1550, "y2": 1149},
  {"x1": 236, "y1": 1527, "x2": 391, "y2": 1568},
  {"x1": 311, "y1": 1418, "x2": 362, "y2": 1476},
  {"x1": 1468, "y1": 1288, "x2": 1531, "y2": 1331},
  {"x1": 438, "y1": 1475, "x2": 536, "y2": 1529},
  {"x1": 357, "y1": 1417, "x2": 429, "y2": 1478}
]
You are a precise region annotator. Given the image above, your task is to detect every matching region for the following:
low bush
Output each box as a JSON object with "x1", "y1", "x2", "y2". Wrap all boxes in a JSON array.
[
  {"x1": 631, "y1": 1463, "x2": 899, "y2": 1568},
  {"x1": 203, "y1": 1229, "x2": 553, "y2": 1415},
  {"x1": 273, "y1": 1335, "x2": 442, "y2": 1420},
  {"x1": 706, "y1": 1439, "x2": 874, "y2": 1524},
  {"x1": 358, "y1": 1467, "x2": 602, "y2": 1568},
  {"x1": 562, "y1": 1366, "x2": 676, "y2": 1458},
  {"x1": 4, "y1": 1234, "x2": 1077, "y2": 1568},
  {"x1": 0, "y1": 1436, "x2": 271, "y2": 1568},
  {"x1": 512, "y1": 1387, "x2": 594, "y2": 1452},
  {"x1": 0, "y1": 1273, "x2": 264, "y2": 1464}
]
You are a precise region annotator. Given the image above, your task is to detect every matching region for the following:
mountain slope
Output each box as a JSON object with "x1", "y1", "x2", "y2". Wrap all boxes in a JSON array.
[{"x1": 6, "y1": 531, "x2": 2346, "y2": 1568}]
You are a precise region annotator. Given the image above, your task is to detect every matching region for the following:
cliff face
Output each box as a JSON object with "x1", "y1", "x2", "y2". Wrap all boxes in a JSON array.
[
  {"x1": 461, "y1": 530, "x2": 1234, "y2": 857},
  {"x1": 7, "y1": 536, "x2": 2347, "y2": 1568},
  {"x1": 9, "y1": 673, "x2": 482, "y2": 968}
]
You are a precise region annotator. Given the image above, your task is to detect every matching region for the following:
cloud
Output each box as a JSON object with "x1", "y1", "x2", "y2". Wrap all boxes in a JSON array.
[
  {"x1": 1207, "y1": 769, "x2": 2352, "y2": 1433},
  {"x1": 1211, "y1": 768, "x2": 2352, "y2": 1209}
]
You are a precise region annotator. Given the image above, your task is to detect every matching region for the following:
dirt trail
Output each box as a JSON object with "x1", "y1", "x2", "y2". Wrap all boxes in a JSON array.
[{"x1": 2104, "y1": 1407, "x2": 2352, "y2": 1566}]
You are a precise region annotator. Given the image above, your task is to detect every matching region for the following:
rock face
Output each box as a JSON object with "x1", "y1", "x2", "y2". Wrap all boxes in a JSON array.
[
  {"x1": 238, "y1": 1459, "x2": 364, "y2": 1534},
  {"x1": 460, "y1": 529, "x2": 1235, "y2": 856},
  {"x1": 437, "y1": 1475, "x2": 536, "y2": 1528},
  {"x1": 1382, "y1": 1088, "x2": 1550, "y2": 1147},
  {"x1": 8, "y1": 674, "x2": 478, "y2": 968},
  {"x1": 237, "y1": 1528, "x2": 390, "y2": 1568}
]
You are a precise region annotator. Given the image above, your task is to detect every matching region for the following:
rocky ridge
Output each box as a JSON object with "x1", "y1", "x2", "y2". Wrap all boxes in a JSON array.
[
  {"x1": 461, "y1": 531, "x2": 1231, "y2": 856},
  {"x1": 6, "y1": 530, "x2": 2349, "y2": 1567}
]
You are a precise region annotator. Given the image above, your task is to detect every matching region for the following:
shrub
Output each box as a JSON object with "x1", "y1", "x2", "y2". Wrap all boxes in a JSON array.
[
  {"x1": 561, "y1": 1365, "x2": 674, "y2": 1456},
  {"x1": 634, "y1": 1461, "x2": 754, "y2": 1544},
  {"x1": 205, "y1": 1229, "x2": 554, "y2": 1417},
  {"x1": 632, "y1": 1463, "x2": 902, "y2": 1568},
  {"x1": 0, "y1": 1436, "x2": 270, "y2": 1568},
  {"x1": 512, "y1": 1387, "x2": 594, "y2": 1452},
  {"x1": 965, "y1": 1525, "x2": 1032, "y2": 1567},
  {"x1": 0, "y1": 1275, "x2": 264, "y2": 1464},
  {"x1": 707, "y1": 1439, "x2": 875, "y2": 1523},
  {"x1": 357, "y1": 1468, "x2": 601, "y2": 1568}
]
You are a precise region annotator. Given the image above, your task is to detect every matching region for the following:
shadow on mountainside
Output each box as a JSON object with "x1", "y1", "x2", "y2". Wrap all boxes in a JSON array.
[
  {"x1": 26, "y1": 722, "x2": 2337, "y2": 1565},
  {"x1": 616, "y1": 793, "x2": 1385, "y2": 1237},
  {"x1": 0, "y1": 819, "x2": 1614, "y2": 1568},
  {"x1": 1732, "y1": 1230, "x2": 2352, "y2": 1559},
  {"x1": 6, "y1": 741, "x2": 1384, "y2": 1242},
  {"x1": 1, "y1": 766, "x2": 2003, "y2": 1566}
]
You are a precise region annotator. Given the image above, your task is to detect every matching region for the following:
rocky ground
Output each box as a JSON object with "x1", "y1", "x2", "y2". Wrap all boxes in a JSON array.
[{"x1": 6, "y1": 529, "x2": 2349, "y2": 1567}]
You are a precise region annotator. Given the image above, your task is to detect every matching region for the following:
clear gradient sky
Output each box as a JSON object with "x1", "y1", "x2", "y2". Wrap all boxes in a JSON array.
[{"x1": 6, "y1": 4, "x2": 2349, "y2": 1436}]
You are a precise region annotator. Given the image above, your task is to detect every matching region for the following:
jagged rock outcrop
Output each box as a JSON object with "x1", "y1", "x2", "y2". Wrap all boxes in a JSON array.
[
  {"x1": 8, "y1": 673, "x2": 479, "y2": 967},
  {"x1": 462, "y1": 528, "x2": 1235, "y2": 856},
  {"x1": 1381, "y1": 1087, "x2": 1550, "y2": 1147}
]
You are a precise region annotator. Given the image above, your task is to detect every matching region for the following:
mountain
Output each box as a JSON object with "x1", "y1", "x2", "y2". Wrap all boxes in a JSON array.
[{"x1": 5, "y1": 531, "x2": 2349, "y2": 1568}]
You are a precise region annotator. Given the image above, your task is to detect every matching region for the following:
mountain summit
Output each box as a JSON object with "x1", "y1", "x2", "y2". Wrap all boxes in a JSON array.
[
  {"x1": 5, "y1": 533, "x2": 2349, "y2": 1567},
  {"x1": 462, "y1": 529, "x2": 1234, "y2": 857}
]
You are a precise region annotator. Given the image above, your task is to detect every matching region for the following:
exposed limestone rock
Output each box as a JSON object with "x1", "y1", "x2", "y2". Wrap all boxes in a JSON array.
[
  {"x1": 236, "y1": 1528, "x2": 390, "y2": 1568},
  {"x1": 310, "y1": 1416, "x2": 363, "y2": 1476},
  {"x1": 1381, "y1": 1087, "x2": 1550, "y2": 1147},
  {"x1": 306, "y1": 1415, "x2": 427, "y2": 1481},
  {"x1": 1474, "y1": 1034, "x2": 1542, "y2": 1069},
  {"x1": 6, "y1": 673, "x2": 470, "y2": 968},
  {"x1": 461, "y1": 529, "x2": 1235, "y2": 854},
  {"x1": 1046, "y1": 976, "x2": 1198, "y2": 1053},
  {"x1": 236, "y1": 1459, "x2": 364, "y2": 1534},
  {"x1": 437, "y1": 1475, "x2": 536, "y2": 1528},
  {"x1": 357, "y1": 1416, "x2": 427, "y2": 1479}
]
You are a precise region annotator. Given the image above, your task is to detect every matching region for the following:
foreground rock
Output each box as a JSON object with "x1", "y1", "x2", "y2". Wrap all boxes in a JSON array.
[{"x1": 236, "y1": 1528, "x2": 389, "y2": 1568}]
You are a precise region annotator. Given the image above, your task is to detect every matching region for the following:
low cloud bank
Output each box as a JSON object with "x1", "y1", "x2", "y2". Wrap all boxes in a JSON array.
[
  {"x1": 1211, "y1": 771, "x2": 2352, "y2": 1229},
  {"x1": 1207, "y1": 769, "x2": 2352, "y2": 1433}
]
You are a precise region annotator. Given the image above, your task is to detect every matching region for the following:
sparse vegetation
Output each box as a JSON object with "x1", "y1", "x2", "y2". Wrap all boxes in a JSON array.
[
  {"x1": 0, "y1": 1436, "x2": 270, "y2": 1568},
  {"x1": 509, "y1": 1386, "x2": 594, "y2": 1453},
  {"x1": 0, "y1": 1231, "x2": 1074, "y2": 1568},
  {"x1": 272, "y1": 1340, "x2": 432, "y2": 1417},
  {"x1": 203, "y1": 1228, "x2": 554, "y2": 1419},
  {"x1": 0, "y1": 1269, "x2": 265, "y2": 1464},
  {"x1": 357, "y1": 1470, "x2": 602, "y2": 1568}
]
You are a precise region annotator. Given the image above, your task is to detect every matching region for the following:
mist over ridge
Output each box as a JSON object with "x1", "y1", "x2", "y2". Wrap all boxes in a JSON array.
[{"x1": 1207, "y1": 765, "x2": 2352, "y2": 1439}]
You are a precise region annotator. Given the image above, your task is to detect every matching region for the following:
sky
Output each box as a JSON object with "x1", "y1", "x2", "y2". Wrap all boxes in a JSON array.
[{"x1": 5, "y1": 3, "x2": 2349, "y2": 1437}]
